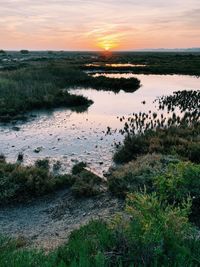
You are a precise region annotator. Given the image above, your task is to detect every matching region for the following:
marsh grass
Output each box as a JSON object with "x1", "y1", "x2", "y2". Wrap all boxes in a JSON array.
[
  {"x1": 0, "y1": 62, "x2": 93, "y2": 122},
  {"x1": 83, "y1": 52, "x2": 200, "y2": 76},
  {"x1": 0, "y1": 61, "x2": 140, "y2": 122},
  {"x1": 114, "y1": 90, "x2": 200, "y2": 164}
]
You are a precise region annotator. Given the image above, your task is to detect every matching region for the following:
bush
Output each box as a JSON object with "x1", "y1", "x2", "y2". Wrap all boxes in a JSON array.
[
  {"x1": 0, "y1": 192, "x2": 199, "y2": 266},
  {"x1": 56, "y1": 192, "x2": 200, "y2": 267},
  {"x1": 108, "y1": 154, "x2": 179, "y2": 197},
  {"x1": 0, "y1": 161, "x2": 73, "y2": 204},
  {"x1": 0, "y1": 153, "x2": 6, "y2": 163},
  {"x1": 154, "y1": 161, "x2": 200, "y2": 225},
  {"x1": 71, "y1": 162, "x2": 87, "y2": 175},
  {"x1": 35, "y1": 159, "x2": 50, "y2": 170},
  {"x1": 188, "y1": 143, "x2": 200, "y2": 163},
  {"x1": 114, "y1": 124, "x2": 200, "y2": 164},
  {"x1": 154, "y1": 162, "x2": 200, "y2": 203},
  {"x1": 71, "y1": 170, "x2": 103, "y2": 197},
  {"x1": 20, "y1": 50, "x2": 29, "y2": 54},
  {"x1": 113, "y1": 135, "x2": 148, "y2": 164}
]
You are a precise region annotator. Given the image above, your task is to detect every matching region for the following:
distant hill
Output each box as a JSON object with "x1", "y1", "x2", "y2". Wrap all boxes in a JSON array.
[{"x1": 136, "y1": 48, "x2": 200, "y2": 52}]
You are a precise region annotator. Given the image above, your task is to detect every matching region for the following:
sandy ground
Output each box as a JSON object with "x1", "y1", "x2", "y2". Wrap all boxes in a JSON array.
[{"x1": 0, "y1": 190, "x2": 123, "y2": 251}]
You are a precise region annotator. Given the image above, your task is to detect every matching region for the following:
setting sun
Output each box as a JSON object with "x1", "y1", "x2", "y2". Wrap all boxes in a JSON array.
[
  {"x1": 94, "y1": 31, "x2": 121, "y2": 51},
  {"x1": 104, "y1": 44, "x2": 111, "y2": 51}
]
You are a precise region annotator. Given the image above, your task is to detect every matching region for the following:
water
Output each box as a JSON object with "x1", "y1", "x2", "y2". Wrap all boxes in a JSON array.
[
  {"x1": 85, "y1": 63, "x2": 146, "y2": 67},
  {"x1": 0, "y1": 74, "x2": 199, "y2": 175}
]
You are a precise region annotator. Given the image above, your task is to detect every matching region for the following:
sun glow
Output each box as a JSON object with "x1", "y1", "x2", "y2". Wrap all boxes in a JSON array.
[
  {"x1": 86, "y1": 25, "x2": 127, "y2": 51},
  {"x1": 99, "y1": 40, "x2": 117, "y2": 51},
  {"x1": 97, "y1": 35, "x2": 119, "y2": 51}
]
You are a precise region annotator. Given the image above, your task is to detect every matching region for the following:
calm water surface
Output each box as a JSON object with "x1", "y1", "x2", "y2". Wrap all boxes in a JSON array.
[{"x1": 0, "y1": 74, "x2": 199, "y2": 175}]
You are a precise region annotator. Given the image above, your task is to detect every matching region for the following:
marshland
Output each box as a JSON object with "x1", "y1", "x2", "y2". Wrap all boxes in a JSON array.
[{"x1": 0, "y1": 51, "x2": 200, "y2": 267}]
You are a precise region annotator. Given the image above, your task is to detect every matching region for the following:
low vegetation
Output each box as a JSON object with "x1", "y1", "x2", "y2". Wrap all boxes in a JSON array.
[
  {"x1": 114, "y1": 123, "x2": 200, "y2": 164},
  {"x1": 0, "y1": 61, "x2": 140, "y2": 122},
  {"x1": 114, "y1": 90, "x2": 200, "y2": 164},
  {"x1": 109, "y1": 155, "x2": 200, "y2": 222},
  {"x1": 83, "y1": 52, "x2": 200, "y2": 76},
  {"x1": 108, "y1": 154, "x2": 179, "y2": 197},
  {"x1": 71, "y1": 168, "x2": 104, "y2": 197},
  {"x1": 0, "y1": 159, "x2": 73, "y2": 204},
  {"x1": 0, "y1": 55, "x2": 200, "y2": 266},
  {"x1": 0, "y1": 159, "x2": 105, "y2": 204},
  {"x1": 0, "y1": 192, "x2": 199, "y2": 266},
  {"x1": 0, "y1": 62, "x2": 92, "y2": 122}
]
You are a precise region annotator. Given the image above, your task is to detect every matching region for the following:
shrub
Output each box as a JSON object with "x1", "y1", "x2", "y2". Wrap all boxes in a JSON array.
[
  {"x1": 188, "y1": 143, "x2": 200, "y2": 163},
  {"x1": 71, "y1": 162, "x2": 87, "y2": 175},
  {"x1": 113, "y1": 135, "x2": 148, "y2": 164},
  {"x1": 0, "y1": 153, "x2": 6, "y2": 162},
  {"x1": 71, "y1": 170, "x2": 103, "y2": 197},
  {"x1": 57, "y1": 192, "x2": 200, "y2": 267},
  {"x1": 20, "y1": 50, "x2": 29, "y2": 54},
  {"x1": 154, "y1": 162, "x2": 200, "y2": 203},
  {"x1": 154, "y1": 161, "x2": 200, "y2": 225},
  {"x1": 114, "y1": 124, "x2": 200, "y2": 164},
  {"x1": 35, "y1": 159, "x2": 50, "y2": 170},
  {"x1": 108, "y1": 154, "x2": 179, "y2": 197},
  {"x1": 0, "y1": 161, "x2": 73, "y2": 204}
]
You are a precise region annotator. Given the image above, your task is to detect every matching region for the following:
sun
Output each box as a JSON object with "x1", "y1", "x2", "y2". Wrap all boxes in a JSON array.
[
  {"x1": 104, "y1": 44, "x2": 112, "y2": 51},
  {"x1": 97, "y1": 36, "x2": 117, "y2": 51}
]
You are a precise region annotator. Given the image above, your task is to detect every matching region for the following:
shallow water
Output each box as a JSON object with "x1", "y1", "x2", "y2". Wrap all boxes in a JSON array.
[
  {"x1": 0, "y1": 74, "x2": 199, "y2": 175},
  {"x1": 85, "y1": 63, "x2": 146, "y2": 67}
]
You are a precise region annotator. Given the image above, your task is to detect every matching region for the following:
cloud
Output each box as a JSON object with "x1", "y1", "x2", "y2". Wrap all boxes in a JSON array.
[{"x1": 0, "y1": 0, "x2": 200, "y2": 49}]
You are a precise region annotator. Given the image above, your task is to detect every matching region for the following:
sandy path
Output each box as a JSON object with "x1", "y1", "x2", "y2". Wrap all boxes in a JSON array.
[{"x1": 0, "y1": 190, "x2": 123, "y2": 251}]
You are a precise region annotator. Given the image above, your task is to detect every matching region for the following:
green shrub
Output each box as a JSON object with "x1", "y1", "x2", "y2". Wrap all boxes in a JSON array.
[
  {"x1": 154, "y1": 161, "x2": 200, "y2": 225},
  {"x1": 114, "y1": 124, "x2": 200, "y2": 164},
  {"x1": 35, "y1": 159, "x2": 50, "y2": 170},
  {"x1": 56, "y1": 192, "x2": 200, "y2": 267},
  {"x1": 0, "y1": 161, "x2": 73, "y2": 204},
  {"x1": 0, "y1": 192, "x2": 199, "y2": 266},
  {"x1": 0, "y1": 153, "x2": 6, "y2": 163},
  {"x1": 154, "y1": 162, "x2": 200, "y2": 203},
  {"x1": 108, "y1": 154, "x2": 179, "y2": 197},
  {"x1": 188, "y1": 143, "x2": 200, "y2": 163},
  {"x1": 71, "y1": 170, "x2": 103, "y2": 197},
  {"x1": 72, "y1": 162, "x2": 87, "y2": 175}
]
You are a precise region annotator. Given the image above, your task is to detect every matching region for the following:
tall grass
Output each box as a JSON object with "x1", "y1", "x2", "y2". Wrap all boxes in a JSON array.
[{"x1": 0, "y1": 61, "x2": 140, "y2": 122}]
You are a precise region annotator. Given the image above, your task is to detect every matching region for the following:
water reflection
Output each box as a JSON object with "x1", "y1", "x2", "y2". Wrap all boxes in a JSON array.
[{"x1": 0, "y1": 74, "x2": 199, "y2": 175}]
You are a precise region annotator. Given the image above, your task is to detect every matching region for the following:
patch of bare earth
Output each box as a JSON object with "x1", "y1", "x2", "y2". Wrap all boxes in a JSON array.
[{"x1": 0, "y1": 190, "x2": 123, "y2": 251}]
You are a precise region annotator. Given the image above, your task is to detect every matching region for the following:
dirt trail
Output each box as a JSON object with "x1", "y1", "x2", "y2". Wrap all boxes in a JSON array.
[{"x1": 0, "y1": 190, "x2": 123, "y2": 251}]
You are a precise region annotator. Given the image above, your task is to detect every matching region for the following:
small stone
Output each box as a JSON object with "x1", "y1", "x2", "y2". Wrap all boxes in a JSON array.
[
  {"x1": 34, "y1": 147, "x2": 43, "y2": 153},
  {"x1": 12, "y1": 126, "x2": 20, "y2": 131}
]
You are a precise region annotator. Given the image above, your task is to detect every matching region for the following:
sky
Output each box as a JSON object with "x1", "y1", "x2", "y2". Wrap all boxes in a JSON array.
[{"x1": 0, "y1": 0, "x2": 200, "y2": 51}]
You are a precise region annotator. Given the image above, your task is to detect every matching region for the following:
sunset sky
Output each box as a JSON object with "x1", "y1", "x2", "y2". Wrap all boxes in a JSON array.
[{"x1": 1, "y1": 0, "x2": 200, "y2": 51}]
